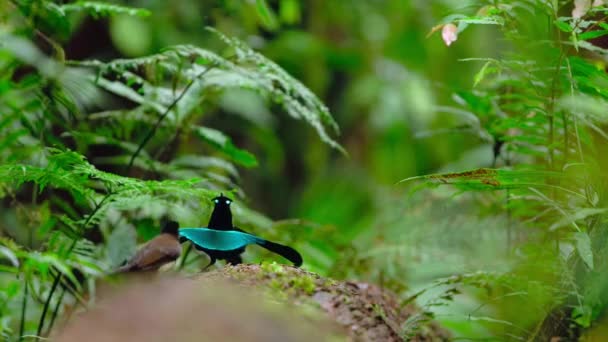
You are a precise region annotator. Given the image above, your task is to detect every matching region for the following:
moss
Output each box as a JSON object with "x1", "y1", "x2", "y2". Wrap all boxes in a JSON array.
[
  {"x1": 200, "y1": 264, "x2": 452, "y2": 341},
  {"x1": 260, "y1": 261, "x2": 286, "y2": 275},
  {"x1": 291, "y1": 274, "x2": 317, "y2": 295},
  {"x1": 258, "y1": 262, "x2": 318, "y2": 296},
  {"x1": 372, "y1": 303, "x2": 388, "y2": 321}
]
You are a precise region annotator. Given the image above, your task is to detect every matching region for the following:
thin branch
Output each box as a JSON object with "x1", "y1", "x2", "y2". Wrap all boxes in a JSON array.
[
  {"x1": 125, "y1": 63, "x2": 217, "y2": 174},
  {"x1": 46, "y1": 287, "x2": 67, "y2": 337},
  {"x1": 177, "y1": 242, "x2": 193, "y2": 271},
  {"x1": 19, "y1": 278, "x2": 28, "y2": 341},
  {"x1": 37, "y1": 193, "x2": 113, "y2": 338}
]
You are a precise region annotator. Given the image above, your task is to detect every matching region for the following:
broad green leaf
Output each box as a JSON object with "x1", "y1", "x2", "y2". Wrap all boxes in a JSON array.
[
  {"x1": 572, "y1": 305, "x2": 593, "y2": 328},
  {"x1": 255, "y1": 0, "x2": 280, "y2": 31},
  {"x1": 579, "y1": 30, "x2": 608, "y2": 41},
  {"x1": 193, "y1": 127, "x2": 258, "y2": 168},
  {"x1": 555, "y1": 20, "x2": 573, "y2": 32},
  {"x1": 574, "y1": 232, "x2": 594, "y2": 270}
]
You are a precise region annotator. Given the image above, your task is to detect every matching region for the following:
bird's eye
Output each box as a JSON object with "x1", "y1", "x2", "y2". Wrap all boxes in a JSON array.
[
  {"x1": 226, "y1": 200, "x2": 231, "y2": 204},
  {"x1": 214, "y1": 199, "x2": 219, "y2": 204}
]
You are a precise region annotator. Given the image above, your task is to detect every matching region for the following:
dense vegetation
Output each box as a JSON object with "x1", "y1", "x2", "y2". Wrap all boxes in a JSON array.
[{"x1": 3, "y1": 0, "x2": 608, "y2": 340}]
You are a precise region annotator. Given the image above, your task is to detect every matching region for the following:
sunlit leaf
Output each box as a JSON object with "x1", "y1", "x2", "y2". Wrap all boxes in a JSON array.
[
  {"x1": 255, "y1": 0, "x2": 279, "y2": 31},
  {"x1": 574, "y1": 232, "x2": 594, "y2": 270},
  {"x1": 555, "y1": 19, "x2": 573, "y2": 32},
  {"x1": 0, "y1": 246, "x2": 19, "y2": 267},
  {"x1": 193, "y1": 126, "x2": 258, "y2": 168},
  {"x1": 60, "y1": 1, "x2": 151, "y2": 17}
]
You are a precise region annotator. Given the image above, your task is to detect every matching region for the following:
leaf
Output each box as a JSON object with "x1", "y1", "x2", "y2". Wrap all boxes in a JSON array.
[
  {"x1": 549, "y1": 208, "x2": 607, "y2": 231},
  {"x1": 41, "y1": 2, "x2": 71, "y2": 39},
  {"x1": 279, "y1": 0, "x2": 301, "y2": 24},
  {"x1": 574, "y1": 231, "x2": 594, "y2": 270},
  {"x1": 60, "y1": 1, "x2": 151, "y2": 17},
  {"x1": 572, "y1": 305, "x2": 593, "y2": 327},
  {"x1": 554, "y1": 19, "x2": 573, "y2": 32},
  {"x1": 455, "y1": 15, "x2": 504, "y2": 25},
  {"x1": 400, "y1": 168, "x2": 572, "y2": 192},
  {"x1": 0, "y1": 246, "x2": 19, "y2": 267},
  {"x1": 106, "y1": 224, "x2": 137, "y2": 268},
  {"x1": 255, "y1": 0, "x2": 280, "y2": 31},
  {"x1": 171, "y1": 155, "x2": 239, "y2": 177},
  {"x1": 559, "y1": 94, "x2": 608, "y2": 124},
  {"x1": 579, "y1": 29, "x2": 608, "y2": 40},
  {"x1": 0, "y1": 33, "x2": 64, "y2": 78},
  {"x1": 467, "y1": 315, "x2": 514, "y2": 326},
  {"x1": 193, "y1": 127, "x2": 258, "y2": 168},
  {"x1": 92, "y1": 76, "x2": 166, "y2": 114},
  {"x1": 208, "y1": 29, "x2": 344, "y2": 152},
  {"x1": 473, "y1": 61, "x2": 494, "y2": 87},
  {"x1": 76, "y1": 32, "x2": 344, "y2": 152}
]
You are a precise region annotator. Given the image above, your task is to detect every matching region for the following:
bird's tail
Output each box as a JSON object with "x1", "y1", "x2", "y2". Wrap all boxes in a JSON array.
[{"x1": 256, "y1": 240, "x2": 303, "y2": 267}]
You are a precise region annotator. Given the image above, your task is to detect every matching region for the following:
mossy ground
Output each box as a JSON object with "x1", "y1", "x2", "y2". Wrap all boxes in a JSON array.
[{"x1": 199, "y1": 263, "x2": 451, "y2": 341}]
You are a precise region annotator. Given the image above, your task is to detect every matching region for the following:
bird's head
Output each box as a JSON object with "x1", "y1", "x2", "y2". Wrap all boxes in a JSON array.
[
  {"x1": 212, "y1": 193, "x2": 233, "y2": 208},
  {"x1": 161, "y1": 219, "x2": 180, "y2": 237}
]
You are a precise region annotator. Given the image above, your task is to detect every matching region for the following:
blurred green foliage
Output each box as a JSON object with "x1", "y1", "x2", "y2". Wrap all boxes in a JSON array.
[{"x1": 4, "y1": 0, "x2": 608, "y2": 341}]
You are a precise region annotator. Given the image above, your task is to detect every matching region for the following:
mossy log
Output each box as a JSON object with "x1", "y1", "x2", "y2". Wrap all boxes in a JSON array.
[{"x1": 56, "y1": 264, "x2": 451, "y2": 342}]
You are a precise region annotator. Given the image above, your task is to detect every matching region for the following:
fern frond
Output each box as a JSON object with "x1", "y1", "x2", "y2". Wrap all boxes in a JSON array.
[
  {"x1": 69, "y1": 30, "x2": 344, "y2": 152},
  {"x1": 60, "y1": 1, "x2": 151, "y2": 18},
  {"x1": 0, "y1": 149, "x2": 219, "y2": 227},
  {"x1": 211, "y1": 28, "x2": 341, "y2": 138}
]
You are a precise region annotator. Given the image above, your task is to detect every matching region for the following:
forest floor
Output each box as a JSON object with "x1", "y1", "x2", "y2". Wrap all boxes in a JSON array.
[{"x1": 56, "y1": 264, "x2": 451, "y2": 341}]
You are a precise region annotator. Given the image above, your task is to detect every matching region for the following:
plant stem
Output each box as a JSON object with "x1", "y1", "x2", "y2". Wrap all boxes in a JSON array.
[
  {"x1": 36, "y1": 242, "x2": 73, "y2": 339},
  {"x1": 178, "y1": 243, "x2": 193, "y2": 271},
  {"x1": 19, "y1": 278, "x2": 28, "y2": 341},
  {"x1": 37, "y1": 194, "x2": 112, "y2": 338},
  {"x1": 126, "y1": 64, "x2": 217, "y2": 174},
  {"x1": 46, "y1": 287, "x2": 66, "y2": 336}
]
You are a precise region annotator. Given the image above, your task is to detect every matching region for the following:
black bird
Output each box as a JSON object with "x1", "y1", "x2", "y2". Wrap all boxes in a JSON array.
[
  {"x1": 115, "y1": 220, "x2": 182, "y2": 273},
  {"x1": 203, "y1": 194, "x2": 245, "y2": 265},
  {"x1": 180, "y1": 194, "x2": 302, "y2": 267}
]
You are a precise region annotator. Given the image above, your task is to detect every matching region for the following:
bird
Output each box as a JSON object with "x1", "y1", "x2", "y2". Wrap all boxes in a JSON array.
[
  {"x1": 208, "y1": 194, "x2": 236, "y2": 231},
  {"x1": 193, "y1": 194, "x2": 246, "y2": 265},
  {"x1": 115, "y1": 220, "x2": 182, "y2": 273},
  {"x1": 179, "y1": 228, "x2": 303, "y2": 267}
]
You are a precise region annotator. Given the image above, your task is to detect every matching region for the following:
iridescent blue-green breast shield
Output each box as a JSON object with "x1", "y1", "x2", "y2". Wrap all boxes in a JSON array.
[
  {"x1": 179, "y1": 228, "x2": 263, "y2": 251},
  {"x1": 178, "y1": 227, "x2": 303, "y2": 267}
]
